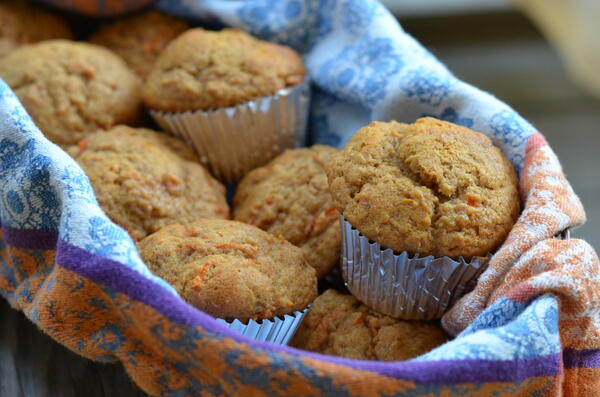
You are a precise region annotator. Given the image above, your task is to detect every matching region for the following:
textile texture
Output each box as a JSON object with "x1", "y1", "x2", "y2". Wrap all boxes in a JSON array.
[{"x1": 1, "y1": 0, "x2": 598, "y2": 395}]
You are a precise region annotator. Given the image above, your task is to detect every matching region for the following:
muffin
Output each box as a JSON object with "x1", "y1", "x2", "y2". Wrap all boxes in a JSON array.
[
  {"x1": 144, "y1": 28, "x2": 305, "y2": 112},
  {"x1": 90, "y1": 11, "x2": 189, "y2": 80},
  {"x1": 328, "y1": 118, "x2": 520, "y2": 258},
  {"x1": 291, "y1": 289, "x2": 449, "y2": 361},
  {"x1": 70, "y1": 126, "x2": 228, "y2": 240},
  {"x1": 144, "y1": 28, "x2": 310, "y2": 182},
  {"x1": 234, "y1": 146, "x2": 340, "y2": 278},
  {"x1": 0, "y1": 40, "x2": 141, "y2": 147},
  {"x1": 0, "y1": 0, "x2": 73, "y2": 57},
  {"x1": 326, "y1": 118, "x2": 520, "y2": 319},
  {"x1": 140, "y1": 219, "x2": 317, "y2": 342}
]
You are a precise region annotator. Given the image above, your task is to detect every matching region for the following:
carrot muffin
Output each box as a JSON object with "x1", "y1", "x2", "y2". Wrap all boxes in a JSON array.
[
  {"x1": 234, "y1": 146, "x2": 340, "y2": 278},
  {"x1": 70, "y1": 126, "x2": 228, "y2": 240},
  {"x1": 291, "y1": 289, "x2": 448, "y2": 361},
  {"x1": 0, "y1": 40, "x2": 141, "y2": 146},
  {"x1": 143, "y1": 28, "x2": 306, "y2": 112},
  {"x1": 326, "y1": 118, "x2": 520, "y2": 258},
  {"x1": 90, "y1": 11, "x2": 189, "y2": 80},
  {"x1": 0, "y1": 0, "x2": 73, "y2": 57},
  {"x1": 139, "y1": 219, "x2": 317, "y2": 321}
]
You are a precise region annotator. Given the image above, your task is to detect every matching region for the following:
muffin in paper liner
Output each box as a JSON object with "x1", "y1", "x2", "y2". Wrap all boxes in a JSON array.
[
  {"x1": 340, "y1": 216, "x2": 489, "y2": 321},
  {"x1": 149, "y1": 78, "x2": 310, "y2": 183},
  {"x1": 215, "y1": 308, "x2": 308, "y2": 345}
]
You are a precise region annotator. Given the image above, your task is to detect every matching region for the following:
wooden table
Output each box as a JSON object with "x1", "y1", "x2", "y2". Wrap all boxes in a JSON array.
[{"x1": 1, "y1": 10, "x2": 599, "y2": 397}]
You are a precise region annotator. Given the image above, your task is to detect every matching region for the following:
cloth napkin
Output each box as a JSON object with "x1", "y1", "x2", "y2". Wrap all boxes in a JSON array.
[{"x1": 1, "y1": 0, "x2": 598, "y2": 395}]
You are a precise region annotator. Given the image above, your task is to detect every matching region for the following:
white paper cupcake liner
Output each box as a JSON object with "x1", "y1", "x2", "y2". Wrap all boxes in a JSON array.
[
  {"x1": 340, "y1": 216, "x2": 488, "y2": 321},
  {"x1": 150, "y1": 78, "x2": 310, "y2": 183},
  {"x1": 215, "y1": 308, "x2": 308, "y2": 345}
]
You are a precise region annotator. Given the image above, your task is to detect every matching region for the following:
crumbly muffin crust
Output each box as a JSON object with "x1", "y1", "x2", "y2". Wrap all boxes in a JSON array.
[
  {"x1": 291, "y1": 289, "x2": 448, "y2": 360},
  {"x1": 143, "y1": 28, "x2": 306, "y2": 112},
  {"x1": 139, "y1": 219, "x2": 317, "y2": 321},
  {"x1": 0, "y1": 0, "x2": 73, "y2": 57},
  {"x1": 326, "y1": 118, "x2": 520, "y2": 258},
  {"x1": 234, "y1": 146, "x2": 340, "y2": 278},
  {"x1": 90, "y1": 11, "x2": 189, "y2": 80},
  {"x1": 0, "y1": 40, "x2": 141, "y2": 146},
  {"x1": 70, "y1": 126, "x2": 229, "y2": 240}
]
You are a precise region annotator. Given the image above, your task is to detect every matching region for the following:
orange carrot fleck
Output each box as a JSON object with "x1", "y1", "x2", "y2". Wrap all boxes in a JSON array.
[
  {"x1": 324, "y1": 206, "x2": 338, "y2": 218},
  {"x1": 214, "y1": 243, "x2": 257, "y2": 257},
  {"x1": 77, "y1": 139, "x2": 89, "y2": 156},
  {"x1": 466, "y1": 195, "x2": 480, "y2": 206},
  {"x1": 191, "y1": 262, "x2": 213, "y2": 288}
]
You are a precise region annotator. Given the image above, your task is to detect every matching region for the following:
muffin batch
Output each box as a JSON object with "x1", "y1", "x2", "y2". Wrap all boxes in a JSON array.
[{"x1": 0, "y1": 3, "x2": 521, "y2": 360}]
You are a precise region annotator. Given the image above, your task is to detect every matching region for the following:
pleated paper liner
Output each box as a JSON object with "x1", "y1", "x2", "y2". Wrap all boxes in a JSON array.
[
  {"x1": 340, "y1": 216, "x2": 489, "y2": 321},
  {"x1": 150, "y1": 78, "x2": 310, "y2": 183},
  {"x1": 216, "y1": 308, "x2": 308, "y2": 345}
]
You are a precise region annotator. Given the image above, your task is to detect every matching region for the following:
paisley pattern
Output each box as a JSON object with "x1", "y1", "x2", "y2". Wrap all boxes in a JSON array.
[
  {"x1": 1, "y1": 1, "x2": 599, "y2": 396},
  {"x1": 317, "y1": 35, "x2": 404, "y2": 107}
]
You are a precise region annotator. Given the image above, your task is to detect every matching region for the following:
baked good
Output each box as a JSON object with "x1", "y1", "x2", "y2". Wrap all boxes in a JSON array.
[
  {"x1": 143, "y1": 28, "x2": 306, "y2": 112},
  {"x1": 90, "y1": 11, "x2": 189, "y2": 80},
  {"x1": 0, "y1": 40, "x2": 141, "y2": 146},
  {"x1": 0, "y1": 0, "x2": 73, "y2": 57},
  {"x1": 70, "y1": 126, "x2": 228, "y2": 240},
  {"x1": 291, "y1": 289, "x2": 448, "y2": 361},
  {"x1": 234, "y1": 146, "x2": 340, "y2": 278},
  {"x1": 139, "y1": 219, "x2": 317, "y2": 321},
  {"x1": 326, "y1": 118, "x2": 520, "y2": 258}
]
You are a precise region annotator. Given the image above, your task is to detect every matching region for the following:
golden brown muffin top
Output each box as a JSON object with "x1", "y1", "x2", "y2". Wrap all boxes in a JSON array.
[
  {"x1": 90, "y1": 10, "x2": 189, "y2": 80},
  {"x1": 143, "y1": 28, "x2": 306, "y2": 112},
  {"x1": 70, "y1": 126, "x2": 229, "y2": 240},
  {"x1": 291, "y1": 289, "x2": 448, "y2": 361},
  {"x1": 0, "y1": 0, "x2": 73, "y2": 57},
  {"x1": 234, "y1": 145, "x2": 340, "y2": 278},
  {"x1": 0, "y1": 40, "x2": 141, "y2": 146},
  {"x1": 139, "y1": 219, "x2": 317, "y2": 321},
  {"x1": 326, "y1": 118, "x2": 520, "y2": 258}
]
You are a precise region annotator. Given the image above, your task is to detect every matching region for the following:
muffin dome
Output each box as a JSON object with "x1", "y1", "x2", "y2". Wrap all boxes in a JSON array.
[
  {"x1": 291, "y1": 289, "x2": 448, "y2": 361},
  {"x1": 139, "y1": 219, "x2": 317, "y2": 321},
  {"x1": 70, "y1": 126, "x2": 229, "y2": 240},
  {"x1": 90, "y1": 11, "x2": 189, "y2": 80},
  {"x1": 143, "y1": 28, "x2": 306, "y2": 112},
  {"x1": 326, "y1": 118, "x2": 520, "y2": 258},
  {"x1": 0, "y1": 40, "x2": 142, "y2": 146}
]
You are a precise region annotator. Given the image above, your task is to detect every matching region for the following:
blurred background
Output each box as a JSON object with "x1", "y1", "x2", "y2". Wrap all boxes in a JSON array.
[{"x1": 2, "y1": 1, "x2": 599, "y2": 396}]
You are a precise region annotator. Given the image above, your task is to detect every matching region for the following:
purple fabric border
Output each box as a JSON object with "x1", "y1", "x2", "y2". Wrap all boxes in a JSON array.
[
  {"x1": 53, "y1": 239, "x2": 563, "y2": 384},
  {"x1": 1, "y1": 225, "x2": 57, "y2": 250},
  {"x1": 564, "y1": 348, "x2": 600, "y2": 369}
]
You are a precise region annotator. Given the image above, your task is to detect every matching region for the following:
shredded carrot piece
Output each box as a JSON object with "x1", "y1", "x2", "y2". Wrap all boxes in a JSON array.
[
  {"x1": 191, "y1": 262, "x2": 213, "y2": 288},
  {"x1": 324, "y1": 206, "x2": 338, "y2": 218},
  {"x1": 77, "y1": 139, "x2": 89, "y2": 156},
  {"x1": 214, "y1": 243, "x2": 257, "y2": 257}
]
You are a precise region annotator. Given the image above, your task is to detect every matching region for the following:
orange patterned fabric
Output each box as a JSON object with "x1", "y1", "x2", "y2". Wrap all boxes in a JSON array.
[{"x1": 443, "y1": 134, "x2": 587, "y2": 334}]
